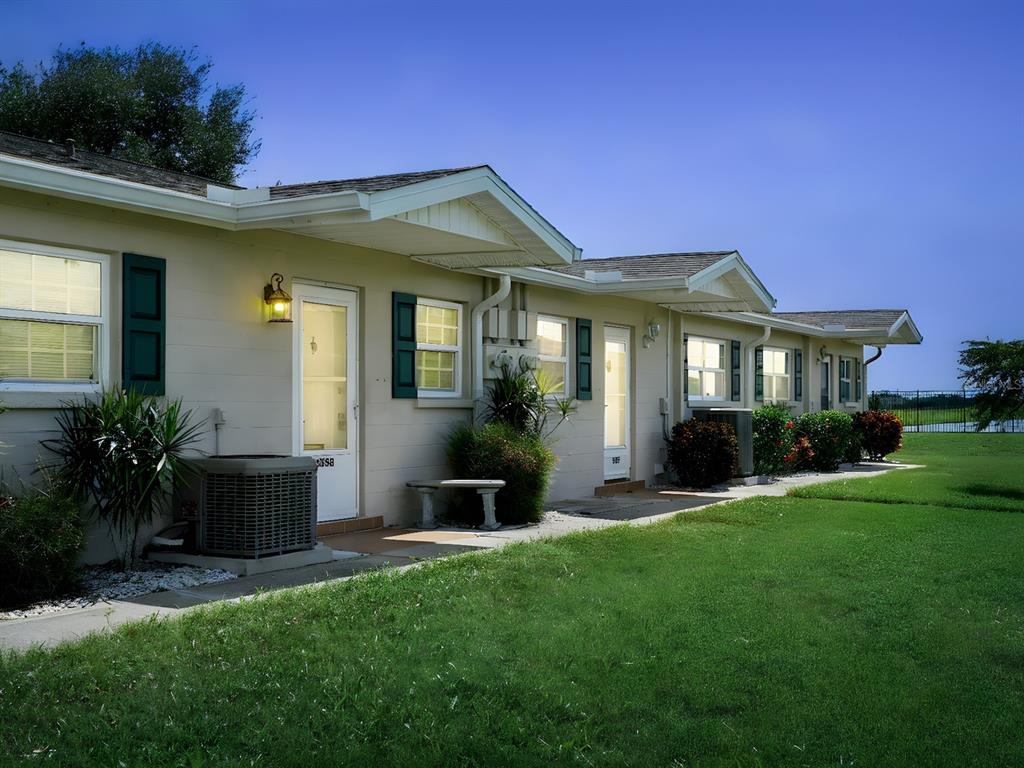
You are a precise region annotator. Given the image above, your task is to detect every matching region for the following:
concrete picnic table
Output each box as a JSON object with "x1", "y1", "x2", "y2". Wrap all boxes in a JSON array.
[{"x1": 406, "y1": 479, "x2": 506, "y2": 530}]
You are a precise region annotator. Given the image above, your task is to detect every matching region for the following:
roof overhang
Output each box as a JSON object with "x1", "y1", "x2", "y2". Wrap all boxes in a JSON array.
[
  {"x1": 0, "y1": 155, "x2": 579, "y2": 268},
  {"x1": 473, "y1": 252, "x2": 776, "y2": 312},
  {"x1": 704, "y1": 310, "x2": 923, "y2": 345}
]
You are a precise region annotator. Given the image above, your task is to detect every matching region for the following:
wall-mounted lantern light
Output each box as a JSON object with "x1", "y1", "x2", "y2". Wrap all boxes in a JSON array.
[
  {"x1": 642, "y1": 320, "x2": 662, "y2": 349},
  {"x1": 264, "y1": 273, "x2": 293, "y2": 323}
]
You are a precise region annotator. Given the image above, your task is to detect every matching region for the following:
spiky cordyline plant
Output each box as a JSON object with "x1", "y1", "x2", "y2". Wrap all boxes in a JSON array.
[
  {"x1": 44, "y1": 389, "x2": 204, "y2": 568},
  {"x1": 480, "y1": 360, "x2": 574, "y2": 439}
]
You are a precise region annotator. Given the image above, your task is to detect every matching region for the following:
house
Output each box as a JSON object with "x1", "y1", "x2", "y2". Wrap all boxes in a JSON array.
[{"x1": 0, "y1": 131, "x2": 922, "y2": 562}]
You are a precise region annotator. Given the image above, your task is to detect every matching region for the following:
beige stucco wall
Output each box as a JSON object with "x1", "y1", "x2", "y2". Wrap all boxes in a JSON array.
[{"x1": 0, "y1": 187, "x2": 866, "y2": 563}]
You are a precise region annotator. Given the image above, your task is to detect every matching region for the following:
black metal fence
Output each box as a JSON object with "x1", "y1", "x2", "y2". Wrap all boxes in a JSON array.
[{"x1": 870, "y1": 389, "x2": 1023, "y2": 433}]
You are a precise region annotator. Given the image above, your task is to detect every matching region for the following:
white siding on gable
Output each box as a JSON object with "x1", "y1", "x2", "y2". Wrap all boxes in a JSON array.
[{"x1": 393, "y1": 198, "x2": 517, "y2": 246}]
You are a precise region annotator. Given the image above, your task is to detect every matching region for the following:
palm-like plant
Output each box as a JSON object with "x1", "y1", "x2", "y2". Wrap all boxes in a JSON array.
[
  {"x1": 44, "y1": 390, "x2": 204, "y2": 567},
  {"x1": 480, "y1": 360, "x2": 573, "y2": 438}
]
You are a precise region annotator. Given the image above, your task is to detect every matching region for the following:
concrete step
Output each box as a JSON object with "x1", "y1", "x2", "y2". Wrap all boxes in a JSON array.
[
  {"x1": 316, "y1": 515, "x2": 384, "y2": 537},
  {"x1": 594, "y1": 479, "x2": 646, "y2": 497}
]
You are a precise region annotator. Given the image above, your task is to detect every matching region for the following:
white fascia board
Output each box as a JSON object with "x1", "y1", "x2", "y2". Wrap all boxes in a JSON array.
[
  {"x1": 688, "y1": 253, "x2": 777, "y2": 311},
  {"x1": 233, "y1": 190, "x2": 368, "y2": 225},
  {"x1": 0, "y1": 154, "x2": 370, "y2": 229},
  {"x1": 366, "y1": 168, "x2": 580, "y2": 264},
  {"x1": 888, "y1": 312, "x2": 923, "y2": 343},
  {"x1": 479, "y1": 266, "x2": 694, "y2": 294},
  {"x1": 0, "y1": 154, "x2": 239, "y2": 228},
  {"x1": 706, "y1": 311, "x2": 923, "y2": 344}
]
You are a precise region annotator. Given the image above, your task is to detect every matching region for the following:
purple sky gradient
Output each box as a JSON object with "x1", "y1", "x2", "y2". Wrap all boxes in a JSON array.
[{"x1": 2, "y1": 0, "x2": 1021, "y2": 389}]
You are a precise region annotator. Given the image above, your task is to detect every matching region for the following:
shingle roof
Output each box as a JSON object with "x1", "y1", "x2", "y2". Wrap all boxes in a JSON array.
[
  {"x1": 548, "y1": 251, "x2": 737, "y2": 280},
  {"x1": 267, "y1": 165, "x2": 488, "y2": 198},
  {"x1": 0, "y1": 130, "x2": 485, "y2": 201},
  {"x1": 767, "y1": 309, "x2": 908, "y2": 330},
  {"x1": 0, "y1": 130, "x2": 241, "y2": 195}
]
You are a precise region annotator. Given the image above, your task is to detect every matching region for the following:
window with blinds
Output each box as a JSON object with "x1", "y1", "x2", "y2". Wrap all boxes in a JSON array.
[{"x1": 0, "y1": 243, "x2": 105, "y2": 386}]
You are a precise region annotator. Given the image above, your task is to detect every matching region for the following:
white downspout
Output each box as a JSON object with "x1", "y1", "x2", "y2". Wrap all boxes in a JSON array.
[
  {"x1": 664, "y1": 306, "x2": 673, "y2": 438},
  {"x1": 747, "y1": 325, "x2": 771, "y2": 407},
  {"x1": 472, "y1": 274, "x2": 511, "y2": 403}
]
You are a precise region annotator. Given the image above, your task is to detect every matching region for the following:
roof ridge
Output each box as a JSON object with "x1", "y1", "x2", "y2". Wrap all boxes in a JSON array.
[
  {"x1": 270, "y1": 164, "x2": 490, "y2": 190},
  {"x1": 0, "y1": 129, "x2": 244, "y2": 190},
  {"x1": 773, "y1": 309, "x2": 907, "y2": 314},
  {"x1": 576, "y1": 250, "x2": 738, "y2": 262}
]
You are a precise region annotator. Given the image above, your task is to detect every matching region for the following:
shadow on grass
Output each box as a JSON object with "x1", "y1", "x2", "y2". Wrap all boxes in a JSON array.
[{"x1": 958, "y1": 484, "x2": 1024, "y2": 502}]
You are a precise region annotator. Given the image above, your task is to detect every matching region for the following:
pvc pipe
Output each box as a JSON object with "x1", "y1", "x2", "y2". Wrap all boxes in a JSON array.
[{"x1": 472, "y1": 274, "x2": 511, "y2": 402}]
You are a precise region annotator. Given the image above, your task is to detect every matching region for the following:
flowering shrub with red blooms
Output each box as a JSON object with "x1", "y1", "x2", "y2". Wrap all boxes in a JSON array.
[
  {"x1": 667, "y1": 419, "x2": 739, "y2": 488},
  {"x1": 752, "y1": 404, "x2": 796, "y2": 475},
  {"x1": 784, "y1": 435, "x2": 815, "y2": 470},
  {"x1": 853, "y1": 410, "x2": 904, "y2": 460}
]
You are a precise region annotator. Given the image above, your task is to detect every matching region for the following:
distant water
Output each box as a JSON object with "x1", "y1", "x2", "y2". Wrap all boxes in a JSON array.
[{"x1": 904, "y1": 420, "x2": 1024, "y2": 434}]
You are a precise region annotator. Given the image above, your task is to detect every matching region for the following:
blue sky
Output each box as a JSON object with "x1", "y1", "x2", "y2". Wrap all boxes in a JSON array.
[{"x1": 2, "y1": 0, "x2": 1021, "y2": 389}]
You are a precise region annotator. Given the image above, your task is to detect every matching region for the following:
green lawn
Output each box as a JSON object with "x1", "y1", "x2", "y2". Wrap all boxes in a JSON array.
[
  {"x1": 792, "y1": 432, "x2": 1024, "y2": 512},
  {"x1": 888, "y1": 406, "x2": 977, "y2": 427},
  {"x1": 1, "y1": 436, "x2": 1023, "y2": 767}
]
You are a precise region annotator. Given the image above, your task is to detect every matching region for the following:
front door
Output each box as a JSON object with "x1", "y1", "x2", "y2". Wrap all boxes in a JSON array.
[
  {"x1": 603, "y1": 326, "x2": 631, "y2": 480},
  {"x1": 293, "y1": 284, "x2": 359, "y2": 521},
  {"x1": 820, "y1": 357, "x2": 831, "y2": 411}
]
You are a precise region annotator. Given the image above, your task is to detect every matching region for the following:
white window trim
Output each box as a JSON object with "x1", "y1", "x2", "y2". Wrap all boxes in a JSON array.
[
  {"x1": 0, "y1": 238, "x2": 110, "y2": 395},
  {"x1": 687, "y1": 336, "x2": 727, "y2": 402},
  {"x1": 536, "y1": 314, "x2": 570, "y2": 398},
  {"x1": 762, "y1": 346, "x2": 791, "y2": 404},
  {"x1": 839, "y1": 356, "x2": 858, "y2": 404},
  {"x1": 415, "y1": 297, "x2": 463, "y2": 399}
]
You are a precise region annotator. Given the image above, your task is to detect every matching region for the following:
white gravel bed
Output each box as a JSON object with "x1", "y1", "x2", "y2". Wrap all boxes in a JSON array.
[{"x1": 1, "y1": 562, "x2": 237, "y2": 621}]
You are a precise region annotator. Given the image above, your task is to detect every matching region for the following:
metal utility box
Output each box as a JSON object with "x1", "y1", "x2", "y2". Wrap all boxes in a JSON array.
[
  {"x1": 690, "y1": 408, "x2": 754, "y2": 477},
  {"x1": 188, "y1": 456, "x2": 318, "y2": 558}
]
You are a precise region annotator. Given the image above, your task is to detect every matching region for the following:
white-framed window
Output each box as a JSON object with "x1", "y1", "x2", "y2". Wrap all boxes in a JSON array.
[
  {"x1": 415, "y1": 298, "x2": 462, "y2": 397},
  {"x1": 762, "y1": 347, "x2": 791, "y2": 403},
  {"x1": 839, "y1": 357, "x2": 859, "y2": 403},
  {"x1": 536, "y1": 314, "x2": 569, "y2": 396},
  {"x1": 687, "y1": 336, "x2": 727, "y2": 400},
  {"x1": 0, "y1": 239, "x2": 109, "y2": 392}
]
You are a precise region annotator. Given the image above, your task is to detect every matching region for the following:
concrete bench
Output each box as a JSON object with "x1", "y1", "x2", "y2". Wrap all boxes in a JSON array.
[{"x1": 406, "y1": 479, "x2": 506, "y2": 531}]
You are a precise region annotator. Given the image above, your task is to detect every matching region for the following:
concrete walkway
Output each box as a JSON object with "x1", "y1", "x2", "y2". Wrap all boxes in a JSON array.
[{"x1": 0, "y1": 461, "x2": 912, "y2": 651}]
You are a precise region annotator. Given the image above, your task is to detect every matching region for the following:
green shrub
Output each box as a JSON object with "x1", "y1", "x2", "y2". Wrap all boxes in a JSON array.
[
  {"x1": 844, "y1": 429, "x2": 864, "y2": 465},
  {"x1": 853, "y1": 410, "x2": 903, "y2": 460},
  {"x1": 795, "y1": 410, "x2": 855, "y2": 472},
  {"x1": 0, "y1": 480, "x2": 84, "y2": 609},
  {"x1": 447, "y1": 421, "x2": 556, "y2": 525},
  {"x1": 667, "y1": 419, "x2": 738, "y2": 488},
  {"x1": 752, "y1": 404, "x2": 796, "y2": 475},
  {"x1": 481, "y1": 361, "x2": 573, "y2": 437},
  {"x1": 45, "y1": 390, "x2": 203, "y2": 567}
]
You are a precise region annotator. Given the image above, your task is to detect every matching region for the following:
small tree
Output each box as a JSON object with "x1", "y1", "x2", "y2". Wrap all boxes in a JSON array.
[
  {"x1": 959, "y1": 339, "x2": 1024, "y2": 430},
  {"x1": 45, "y1": 390, "x2": 204, "y2": 567},
  {"x1": 0, "y1": 43, "x2": 259, "y2": 183}
]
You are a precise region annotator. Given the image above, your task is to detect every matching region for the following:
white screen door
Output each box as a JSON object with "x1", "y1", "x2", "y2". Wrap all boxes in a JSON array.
[
  {"x1": 293, "y1": 284, "x2": 358, "y2": 521},
  {"x1": 603, "y1": 326, "x2": 631, "y2": 480}
]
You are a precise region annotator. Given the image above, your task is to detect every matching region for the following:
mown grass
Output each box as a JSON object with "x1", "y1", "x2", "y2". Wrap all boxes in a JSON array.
[
  {"x1": 792, "y1": 432, "x2": 1024, "y2": 512},
  {"x1": 889, "y1": 406, "x2": 977, "y2": 427},
  {"x1": 1, "y1": 436, "x2": 1023, "y2": 767}
]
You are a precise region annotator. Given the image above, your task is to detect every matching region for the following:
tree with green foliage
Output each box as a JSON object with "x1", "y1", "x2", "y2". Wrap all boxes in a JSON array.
[
  {"x1": 959, "y1": 339, "x2": 1024, "y2": 431},
  {"x1": 0, "y1": 43, "x2": 259, "y2": 183}
]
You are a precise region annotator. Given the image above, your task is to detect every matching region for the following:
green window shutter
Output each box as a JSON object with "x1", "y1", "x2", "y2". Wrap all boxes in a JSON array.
[
  {"x1": 754, "y1": 346, "x2": 764, "y2": 401},
  {"x1": 575, "y1": 318, "x2": 592, "y2": 401},
  {"x1": 794, "y1": 348, "x2": 803, "y2": 402},
  {"x1": 392, "y1": 292, "x2": 418, "y2": 398},
  {"x1": 855, "y1": 360, "x2": 863, "y2": 401},
  {"x1": 730, "y1": 340, "x2": 741, "y2": 402},
  {"x1": 122, "y1": 253, "x2": 166, "y2": 395}
]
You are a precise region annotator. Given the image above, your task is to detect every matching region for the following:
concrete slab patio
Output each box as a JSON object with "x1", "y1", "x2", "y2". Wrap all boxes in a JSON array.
[{"x1": 0, "y1": 461, "x2": 913, "y2": 651}]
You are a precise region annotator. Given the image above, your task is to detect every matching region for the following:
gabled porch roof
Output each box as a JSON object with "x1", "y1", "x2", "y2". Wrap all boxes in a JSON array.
[
  {"x1": 705, "y1": 309, "x2": 923, "y2": 345},
  {"x1": 475, "y1": 251, "x2": 777, "y2": 313}
]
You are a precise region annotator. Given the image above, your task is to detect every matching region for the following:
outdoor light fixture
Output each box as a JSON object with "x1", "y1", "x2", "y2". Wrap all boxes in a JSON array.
[
  {"x1": 642, "y1": 320, "x2": 662, "y2": 349},
  {"x1": 264, "y1": 273, "x2": 293, "y2": 323}
]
